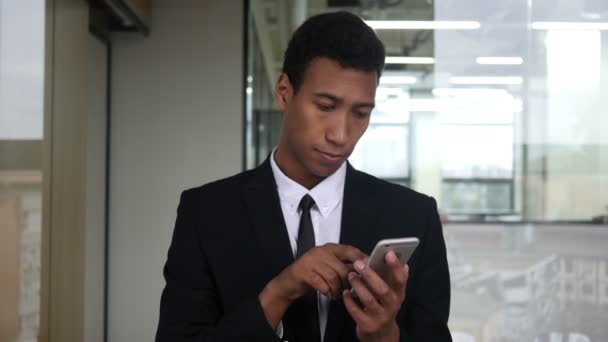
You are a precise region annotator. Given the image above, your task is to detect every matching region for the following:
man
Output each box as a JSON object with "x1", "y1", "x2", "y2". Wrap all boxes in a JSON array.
[{"x1": 156, "y1": 11, "x2": 451, "y2": 342}]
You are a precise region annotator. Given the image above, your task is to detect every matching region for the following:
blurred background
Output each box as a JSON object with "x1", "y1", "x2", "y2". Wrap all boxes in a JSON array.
[{"x1": 1, "y1": 0, "x2": 607, "y2": 341}]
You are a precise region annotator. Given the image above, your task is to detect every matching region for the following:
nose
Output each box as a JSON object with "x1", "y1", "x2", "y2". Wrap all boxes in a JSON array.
[{"x1": 326, "y1": 111, "x2": 349, "y2": 147}]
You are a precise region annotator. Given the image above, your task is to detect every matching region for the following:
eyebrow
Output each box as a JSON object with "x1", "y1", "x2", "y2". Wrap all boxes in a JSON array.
[{"x1": 313, "y1": 92, "x2": 375, "y2": 109}]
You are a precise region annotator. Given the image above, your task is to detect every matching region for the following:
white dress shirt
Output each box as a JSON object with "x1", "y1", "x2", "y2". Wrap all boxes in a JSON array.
[{"x1": 270, "y1": 148, "x2": 347, "y2": 341}]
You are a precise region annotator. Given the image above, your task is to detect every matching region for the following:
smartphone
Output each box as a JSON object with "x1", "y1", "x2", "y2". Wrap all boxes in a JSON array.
[{"x1": 367, "y1": 237, "x2": 419, "y2": 279}]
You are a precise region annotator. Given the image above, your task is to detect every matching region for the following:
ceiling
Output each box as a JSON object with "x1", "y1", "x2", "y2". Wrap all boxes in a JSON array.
[
  {"x1": 251, "y1": 0, "x2": 434, "y2": 90},
  {"x1": 250, "y1": 0, "x2": 607, "y2": 93}
]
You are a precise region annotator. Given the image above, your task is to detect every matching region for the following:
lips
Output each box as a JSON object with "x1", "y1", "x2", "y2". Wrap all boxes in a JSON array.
[
  {"x1": 319, "y1": 150, "x2": 343, "y2": 158},
  {"x1": 316, "y1": 149, "x2": 346, "y2": 165}
]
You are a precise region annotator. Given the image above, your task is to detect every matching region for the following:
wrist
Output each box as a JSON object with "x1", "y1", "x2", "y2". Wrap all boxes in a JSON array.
[
  {"x1": 386, "y1": 321, "x2": 400, "y2": 341},
  {"x1": 269, "y1": 274, "x2": 302, "y2": 303},
  {"x1": 379, "y1": 321, "x2": 400, "y2": 342},
  {"x1": 260, "y1": 277, "x2": 293, "y2": 311},
  {"x1": 361, "y1": 321, "x2": 400, "y2": 342},
  {"x1": 258, "y1": 279, "x2": 292, "y2": 330},
  {"x1": 273, "y1": 277, "x2": 292, "y2": 302}
]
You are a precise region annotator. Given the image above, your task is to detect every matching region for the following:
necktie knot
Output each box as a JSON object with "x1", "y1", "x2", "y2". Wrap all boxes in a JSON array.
[{"x1": 298, "y1": 194, "x2": 316, "y2": 212}]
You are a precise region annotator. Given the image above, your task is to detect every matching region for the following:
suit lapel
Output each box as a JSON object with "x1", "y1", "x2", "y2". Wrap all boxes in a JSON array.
[
  {"x1": 339, "y1": 163, "x2": 382, "y2": 254},
  {"x1": 324, "y1": 163, "x2": 383, "y2": 342},
  {"x1": 242, "y1": 158, "x2": 295, "y2": 283}
]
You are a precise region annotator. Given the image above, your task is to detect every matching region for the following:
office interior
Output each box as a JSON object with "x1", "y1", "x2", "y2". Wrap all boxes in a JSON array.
[{"x1": 1, "y1": 0, "x2": 607, "y2": 341}]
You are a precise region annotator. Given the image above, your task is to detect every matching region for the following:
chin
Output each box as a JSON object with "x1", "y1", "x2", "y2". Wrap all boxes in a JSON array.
[
  {"x1": 296, "y1": 150, "x2": 342, "y2": 179},
  {"x1": 309, "y1": 163, "x2": 340, "y2": 178}
]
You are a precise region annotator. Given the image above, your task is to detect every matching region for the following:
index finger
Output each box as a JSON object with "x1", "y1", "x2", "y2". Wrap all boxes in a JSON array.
[{"x1": 325, "y1": 243, "x2": 367, "y2": 263}]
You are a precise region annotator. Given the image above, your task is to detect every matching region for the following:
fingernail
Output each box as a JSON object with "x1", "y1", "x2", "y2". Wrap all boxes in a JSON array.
[
  {"x1": 348, "y1": 272, "x2": 357, "y2": 280},
  {"x1": 387, "y1": 250, "x2": 397, "y2": 262},
  {"x1": 354, "y1": 260, "x2": 365, "y2": 271}
]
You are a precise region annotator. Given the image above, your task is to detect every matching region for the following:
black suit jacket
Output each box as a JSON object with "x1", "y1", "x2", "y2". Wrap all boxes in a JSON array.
[{"x1": 156, "y1": 159, "x2": 451, "y2": 341}]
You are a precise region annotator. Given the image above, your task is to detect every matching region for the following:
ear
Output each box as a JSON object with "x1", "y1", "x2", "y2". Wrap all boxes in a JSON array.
[{"x1": 274, "y1": 73, "x2": 293, "y2": 112}]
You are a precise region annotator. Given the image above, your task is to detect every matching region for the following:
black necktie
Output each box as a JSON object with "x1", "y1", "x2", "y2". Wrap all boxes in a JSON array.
[
  {"x1": 288, "y1": 194, "x2": 321, "y2": 342},
  {"x1": 296, "y1": 194, "x2": 316, "y2": 258}
]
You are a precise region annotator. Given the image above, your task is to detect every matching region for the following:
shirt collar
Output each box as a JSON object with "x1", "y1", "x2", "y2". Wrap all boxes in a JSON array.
[{"x1": 270, "y1": 148, "x2": 346, "y2": 218}]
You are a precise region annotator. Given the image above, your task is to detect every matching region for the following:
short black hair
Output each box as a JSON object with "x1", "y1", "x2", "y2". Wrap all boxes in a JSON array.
[{"x1": 282, "y1": 11, "x2": 385, "y2": 93}]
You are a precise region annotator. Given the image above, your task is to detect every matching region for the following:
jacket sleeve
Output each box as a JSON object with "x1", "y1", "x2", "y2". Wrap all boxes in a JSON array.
[
  {"x1": 399, "y1": 196, "x2": 452, "y2": 342},
  {"x1": 155, "y1": 190, "x2": 282, "y2": 342}
]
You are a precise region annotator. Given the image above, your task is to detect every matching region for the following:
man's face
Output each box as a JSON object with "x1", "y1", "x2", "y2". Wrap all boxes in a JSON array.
[{"x1": 275, "y1": 57, "x2": 377, "y2": 180}]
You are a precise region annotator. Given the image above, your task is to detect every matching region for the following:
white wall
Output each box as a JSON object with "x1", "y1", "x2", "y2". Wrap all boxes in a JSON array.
[{"x1": 108, "y1": 1, "x2": 244, "y2": 340}]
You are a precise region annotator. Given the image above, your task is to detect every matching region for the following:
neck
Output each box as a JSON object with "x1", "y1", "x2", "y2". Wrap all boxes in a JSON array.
[{"x1": 274, "y1": 143, "x2": 324, "y2": 190}]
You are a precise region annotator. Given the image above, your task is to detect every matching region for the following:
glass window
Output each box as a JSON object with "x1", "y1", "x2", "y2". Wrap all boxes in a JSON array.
[
  {"x1": 442, "y1": 181, "x2": 512, "y2": 214},
  {"x1": 0, "y1": 0, "x2": 45, "y2": 140},
  {"x1": 440, "y1": 125, "x2": 513, "y2": 179},
  {"x1": 0, "y1": 1, "x2": 45, "y2": 341},
  {"x1": 349, "y1": 86, "x2": 411, "y2": 180},
  {"x1": 349, "y1": 124, "x2": 409, "y2": 179}
]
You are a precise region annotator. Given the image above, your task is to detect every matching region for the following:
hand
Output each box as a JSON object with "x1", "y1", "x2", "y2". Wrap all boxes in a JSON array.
[
  {"x1": 275, "y1": 243, "x2": 366, "y2": 301},
  {"x1": 259, "y1": 243, "x2": 366, "y2": 329},
  {"x1": 342, "y1": 250, "x2": 409, "y2": 342}
]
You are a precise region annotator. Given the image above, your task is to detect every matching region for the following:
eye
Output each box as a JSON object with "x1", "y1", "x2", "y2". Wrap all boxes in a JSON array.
[
  {"x1": 316, "y1": 103, "x2": 334, "y2": 112},
  {"x1": 354, "y1": 111, "x2": 370, "y2": 118}
]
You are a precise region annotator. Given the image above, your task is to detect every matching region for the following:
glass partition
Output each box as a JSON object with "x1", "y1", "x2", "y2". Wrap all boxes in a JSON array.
[
  {"x1": 246, "y1": 0, "x2": 608, "y2": 340},
  {"x1": 245, "y1": 0, "x2": 608, "y2": 224},
  {"x1": 446, "y1": 223, "x2": 608, "y2": 342}
]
